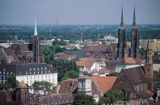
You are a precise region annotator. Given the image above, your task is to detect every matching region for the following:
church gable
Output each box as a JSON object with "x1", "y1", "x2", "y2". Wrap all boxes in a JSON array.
[{"x1": 112, "y1": 70, "x2": 135, "y2": 93}]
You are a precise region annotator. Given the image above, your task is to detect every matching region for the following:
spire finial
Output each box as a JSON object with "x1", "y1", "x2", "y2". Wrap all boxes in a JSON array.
[
  {"x1": 120, "y1": 6, "x2": 124, "y2": 28},
  {"x1": 34, "y1": 16, "x2": 38, "y2": 36},
  {"x1": 132, "y1": 3, "x2": 136, "y2": 27}
]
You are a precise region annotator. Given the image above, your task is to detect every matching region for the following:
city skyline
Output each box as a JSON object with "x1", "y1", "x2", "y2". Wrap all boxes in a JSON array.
[{"x1": 0, "y1": 0, "x2": 160, "y2": 25}]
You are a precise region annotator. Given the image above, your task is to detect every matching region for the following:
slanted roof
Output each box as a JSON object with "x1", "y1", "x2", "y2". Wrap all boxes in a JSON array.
[
  {"x1": 58, "y1": 79, "x2": 78, "y2": 94},
  {"x1": 91, "y1": 76, "x2": 117, "y2": 94},
  {"x1": 0, "y1": 63, "x2": 56, "y2": 76},
  {"x1": 33, "y1": 93, "x2": 74, "y2": 105},
  {"x1": 124, "y1": 67, "x2": 147, "y2": 85},
  {"x1": 124, "y1": 57, "x2": 136, "y2": 64},
  {"x1": 76, "y1": 60, "x2": 93, "y2": 68}
]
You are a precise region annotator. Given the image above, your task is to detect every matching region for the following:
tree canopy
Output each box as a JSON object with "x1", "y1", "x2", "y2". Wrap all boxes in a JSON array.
[
  {"x1": 73, "y1": 93, "x2": 97, "y2": 105},
  {"x1": 32, "y1": 81, "x2": 52, "y2": 91},
  {"x1": 0, "y1": 74, "x2": 17, "y2": 90}
]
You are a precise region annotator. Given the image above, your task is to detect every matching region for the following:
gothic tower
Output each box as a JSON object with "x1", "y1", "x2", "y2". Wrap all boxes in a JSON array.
[
  {"x1": 144, "y1": 40, "x2": 153, "y2": 79},
  {"x1": 117, "y1": 7, "x2": 126, "y2": 59},
  {"x1": 131, "y1": 5, "x2": 139, "y2": 58},
  {"x1": 32, "y1": 17, "x2": 41, "y2": 63}
]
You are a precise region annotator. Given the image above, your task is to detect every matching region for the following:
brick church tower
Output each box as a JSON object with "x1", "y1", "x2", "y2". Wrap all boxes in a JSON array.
[
  {"x1": 131, "y1": 5, "x2": 139, "y2": 58},
  {"x1": 117, "y1": 7, "x2": 126, "y2": 60},
  {"x1": 32, "y1": 17, "x2": 44, "y2": 63},
  {"x1": 144, "y1": 40, "x2": 153, "y2": 79},
  {"x1": 144, "y1": 40, "x2": 154, "y2": 90}
]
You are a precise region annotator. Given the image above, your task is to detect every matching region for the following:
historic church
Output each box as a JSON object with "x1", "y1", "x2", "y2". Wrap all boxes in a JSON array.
[
  {"x1": 114, "y1": 5, "x2": 155, "y2": 100},
  {"x1": 117, "y1": 5, "x2": 139, "y2": 60},
  {"x1": 0, "y1": 18, "x2": 44, "y2": 64},
  {"x1": 0, "y1": 18, "x2": 58, "y2": 87}
]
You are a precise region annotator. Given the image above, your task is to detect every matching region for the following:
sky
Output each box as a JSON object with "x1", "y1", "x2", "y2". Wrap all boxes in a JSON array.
[{"x1": 0, "y1": 0, "x2": 160, "y2": 25}]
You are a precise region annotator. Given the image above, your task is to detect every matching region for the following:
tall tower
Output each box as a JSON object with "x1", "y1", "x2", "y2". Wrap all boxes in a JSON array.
[
  {"x1": 117, "y1": 7, "x2": 126, "y2": 59},
  {"x1": 131, "y1": 5, "x2": 139, "y2": 58},
  {"x1": 32, "y1": 17, "x2": 41, "y2": 63},
  {"x1": 144, "y1": 40, "x2": 153, "y2": 79},
  {"x1": 144, "y1": 40, "x2": 153, "y2": 90}
]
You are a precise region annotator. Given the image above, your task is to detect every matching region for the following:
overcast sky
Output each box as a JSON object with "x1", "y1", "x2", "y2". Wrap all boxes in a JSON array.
[{"x1": 0, "y1": 0, "x2": 160, "y2": 25}]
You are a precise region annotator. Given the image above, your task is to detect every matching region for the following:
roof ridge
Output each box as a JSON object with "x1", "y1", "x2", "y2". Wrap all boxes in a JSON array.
[{"x1": 123, "y1": 69, "x2": 137, "y2": 92}]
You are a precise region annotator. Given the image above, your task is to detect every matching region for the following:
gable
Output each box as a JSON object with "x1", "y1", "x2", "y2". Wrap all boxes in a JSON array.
[{"x1": 112, "y1": 70, "x2": 135, "y2": 93}]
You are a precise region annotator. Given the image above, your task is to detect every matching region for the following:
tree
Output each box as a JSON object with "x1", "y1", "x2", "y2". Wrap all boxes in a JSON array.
[
  {"x1": 73, "y1": 93, "x2": 97, "y2": 105},
  {"x1": 63, "y1": 70, "x2": 79, "y2": 80},
  {"x1": 108, "y1": 72, "x2": 118, "y2": 76},
  {"x1": 52, "y1": 59, "x2": 78, "y2": 81},
  {"x1": 98, "y1": 90, "x2": 128, "y2": 105},
  {"x1": 32, "y1": 81, "x2": 52, "y2": 91},
  {"x1": 6, "y1": 74, "x2": 17, "y2": 89},
  {"x1": 42, "y1": 45, "x2": 65, "y2": 64},
  {"x1": 139, "y1": 48, "x2": 145, "y2": 55}
]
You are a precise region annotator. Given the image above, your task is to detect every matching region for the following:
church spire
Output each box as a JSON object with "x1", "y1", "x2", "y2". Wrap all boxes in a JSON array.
[
  {"x1": 34, "y1": 17, "x2": 38, "y2": 36},
  {"x1": 132, "y1": 4, "x2": 136, "y2": 27},
  {"x1": 120, "y1": 7, "x2": 124, "y2": 28}
]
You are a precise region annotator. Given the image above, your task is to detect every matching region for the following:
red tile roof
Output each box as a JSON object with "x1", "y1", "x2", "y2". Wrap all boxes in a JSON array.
[
  {"x1": 124, "y1": 57, "x2": 136, "y2": 64},
  {"x1": 76, "y1": 60, "x2": 93, "y2": 68},
  {"x1": 58, "y1": 78, "x2": 78, "y2": 94},
  {"x1": 91, "y1": 76, "x2": 117, "y2": 94},
  {"x1": 83, "y1": 44, "x2": 107, "y2": 51}
]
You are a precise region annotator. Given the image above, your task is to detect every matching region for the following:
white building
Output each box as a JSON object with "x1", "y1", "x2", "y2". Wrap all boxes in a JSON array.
[{"x1": 0, "y1": 63, "x2": 58, "y2": 87}]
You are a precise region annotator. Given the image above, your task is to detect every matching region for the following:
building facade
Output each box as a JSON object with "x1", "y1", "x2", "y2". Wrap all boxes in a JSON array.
[{"x1": 0, "y1": 64, "x2": 58, "y2": 87}]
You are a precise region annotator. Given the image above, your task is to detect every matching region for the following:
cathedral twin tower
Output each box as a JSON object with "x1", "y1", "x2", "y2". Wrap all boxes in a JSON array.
[{"x1": 117, "y1": 5, "x2": 139, "y2": 60}]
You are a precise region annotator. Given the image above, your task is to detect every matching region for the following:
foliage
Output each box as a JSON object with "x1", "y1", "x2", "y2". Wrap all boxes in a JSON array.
[
  {"x1": 73, "y1": 92, "x2": 97, "y2": 105},
  {"x1": 82, "y1": 72, "x2": 92, "y2": 76},
  {"x1": 32, "y1": 81, "x2": 52, "y2": 91},
  {"x1": 6, "y1": 74, "x2": 17, "y2": 88},
  {"x1": 42, "y1": 45, "x2": 65, "y2": 64},
  {"x1": 0, "y1": 74, "x2": 17, "y2": 90},
  {"x1": 108, "y1": 72, "x2": 118, "y2": 76},
  {"x1": 52, "y1": 59, "x2": 78, "y2": 81},
  {"x1": 139, "y1": 48, "x2": 145, "y2": 55},
  {"x1": 42, "y1": 45, "x2": 78, "y2": 81},
  {"x1": 98, "y1": 90, "x2": 127, "y2": 105},
  {"x1": 63, "y1": 70, "x2": 79, "y2": 80},
  {"x1": 1, "y1": 25, "x2": 160, "y2": 43}
]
